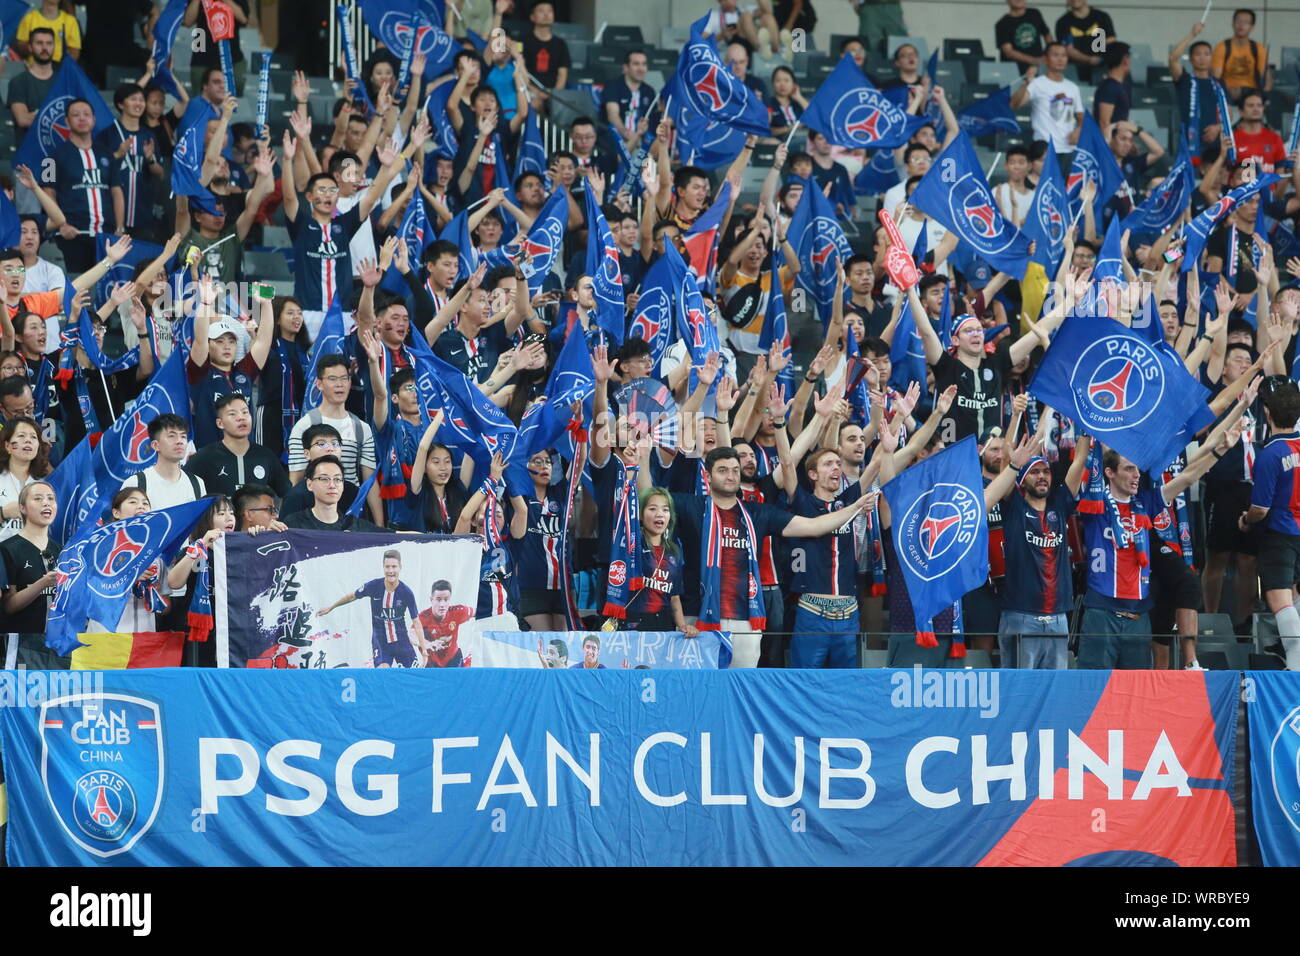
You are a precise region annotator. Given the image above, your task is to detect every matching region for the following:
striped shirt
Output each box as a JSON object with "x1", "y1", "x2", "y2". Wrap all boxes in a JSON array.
[{"x1": 286, "y1": 412, "x2": 377, "y2": 484}]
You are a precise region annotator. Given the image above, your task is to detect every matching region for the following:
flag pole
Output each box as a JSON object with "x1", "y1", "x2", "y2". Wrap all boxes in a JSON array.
[
  {"x1": 985, "y1": 151, "x2": 1002, "y2": 182},
  {"x1": 784, "y1": 121, "x2": 801, "y2": 149}
]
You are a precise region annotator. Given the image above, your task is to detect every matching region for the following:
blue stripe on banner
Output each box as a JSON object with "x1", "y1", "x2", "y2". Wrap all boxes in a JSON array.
[{"x1": 0, "y1": 669, "x2": 1241, "y2": 866}]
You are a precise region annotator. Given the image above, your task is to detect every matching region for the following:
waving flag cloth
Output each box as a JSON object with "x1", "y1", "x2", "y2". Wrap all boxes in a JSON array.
[
  {"x1": 44, "y1": 438, "x2": 102, "y2": 545},
  {"x1": 1181, "y1": 173, "x2": 1281, "y2": 272},
  {"x1": 628, "y1": 249, "x2": 684, "y2": 373},
  {"x1": 436, "y1": 207, "x2": 478, "y2": 283},
  {"x1": 663, "y1": 75, "x2": 748, "y2": 169},
  {"x1": 359, "y1": 0, "x2": 458, "y2": 80},
  {"x1": 1092, "y1": 215, "x2": 1127, "y2": 293},
  {"x1": 911, "y1": 131, "x2": 1032, "y2": 277},
  {"x1": 682, "y1": 181, "x2": 731, "y2": 289},
  {"x1": 428, "y1": 352, "x2": 519, "y2": 469},
  {"x1": 148, "y1": 0, "x2": 185, "y2": 97},
  {"x1": 800, "y1": 54, "x2": 927, "y2": 149},
  {"x1": 336, "y1": 4, "x2": 375, "y2": 114},
  {"x1": 90, "y1": 350, "x2": 192, "y2": 498},
  {"x1": 303, "y1": 293, "x2": 347, "y2": 411},
  {"x1": 171, "y1": 110, "x2": 219, "y2": 209},
  {"x1": 673, "y1": 243, "x2": 720, "y2": 364},
  {"x1": 889, "y1": 297, "x2": 928, "y2": 392},
  {"x1": 1027, "y1": 313, "x2": 1209, "y2": 473},
  {"x1": 45, "y1": 498, "x2": 215, "y2": 656},
  {"x1": 382, "y1": 189, "x2": 433, "y2": 293},
  {"x1": 957, "y1": 86, "x2": 1021, "y2": 139},
  {"x1": 759, "y1": 245, "x2": 795, "y2": 396},
  {"x1": 1121, "y1": 142, "x2": 1194, "y2": 236},
  {"x1": 584, "y1": 185, "x2": 625, "y2": 345},
  {"x1": 1211, "y1": 78, "x2": 1237, "y2": 163},
  {"x1": 483, "y1": 186, "x2": 568, "y2": 295},
  {"x1": 673, "y1": 14, "x2": 770, "y2": 137},
  {"x1": 922, "y1": 50, "x2": 945, "y2": 140},
  {"x1": 880, "y1": 436, "x2": 987, "y2": 656},
  {"x1": 788, "y1": 174, "x2": 853, "y2": 324},
  {"x1": 13, "y1": 56, "x2": 116, "y2": 174},
  {"x1": 515, "y1": 107, "x2": 547, "y2": 180},
  {"x1": 0, "y1": 185, "x2": 19, "y2": 247},
  {"x1": 1065, "y1": 112, "x2": 1125, "y2": 224},
  {"x1": 1023, "y1": 139, "x2": 1070, "y2": 273},
  {"x1": 855, "y1": 147, "x2": 900, "y2": 197},
  {"x1": 424, "y1": 81, "x2": 459, "y2": 159},
  {"x1": 0, "y1": 0, "x2": 28, "y2": 53}
]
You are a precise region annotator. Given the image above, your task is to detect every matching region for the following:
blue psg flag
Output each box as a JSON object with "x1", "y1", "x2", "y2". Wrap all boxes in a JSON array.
[
  {"x1": 515, "y1": 107, "x2": 547, "y2": 180},
  {"x1": 1022, "y1": 138, "x2": 1069, "y2": 273},
  {"x1": 628, "y1": 249, "x2": 685, "y2": 373},
  {"x1": 854, "y1": 147, "x2": 901, "y2": 197},
  {"x1": 93, "y1": 234, "x2": 165, "y2": 309},
  {"x1": 382, "y1": 188, "x2": 433, "y2": 293},
  {"x1": 880, "y1": 436, "x2": 988, "y2": 650},
  {"x1": 674, "y1": 242, "x2": 721, "y2": 365},
  {"x1": 1180, "y1": 173, "x2": 1280, "y2": 273},
  {"x1": 584, "y1": 185, "x2": 625, "y2": 346},
  {"x1": 0, "y1": 185, "x2": 19, "y2": 247},
  {"x1": 424, "y1": 81, "x2": 459, "y2": 159},
  {"x1": 303, "y1": 294, "x2": 346, "y2": 411},
  {"x1": 910, "y1": 131, "x2": 1031, "y2": 276},
  {"x1": 1092, "y1": 215, "x2": 1127, "y2": 289},
  {"x1": 62, "y1": 278, "x2": 140, "y2": 373},
  {"x1": 1121, "y1": 143, "x2": 1194, "y2": 236},
  {"x1": 437, "y1": 206, "x2": 477, "y2": 283},
  {"x1": 799, "y1": 54, "x2": 927, "y2": 149},
  {"x1": 788, "y1": 174, "x2": 853, "y2": 323},
  {"x1": 359, "y1": 0, "x2": 458, "y2": 80},
  {"x1": 1065, "y1": 112, "x2": 1125, "y2": 224},
  {"x1": 664, "y1": 74, "x2": 748, "y2": 170},
  {"x1": 673, "y1": 14, "x2": 771, "y2": 138},
  {"x1": 889, "y1": 298, "x2": 928, "y2": 392},
  {"x1": 14, "y1": 56, "x2": 116, "y2": 174},
  {"x1": 171, "y1": 112, "x2": 218, "y2": 208},
  {"x1": 483, "y1": 186, "x2": 568, "y2": 295},
  {"x1": 1027, "y1": 313, "x2": 1209, "y2": 473},
  {"x1": 45, "y1": 497, "x2": 215, "y2": 655},
  {"x1": 427, "y1": 351, "x2": 519, "y2": 467},
  {"x1": 922, "y1": 50, "x2": 945, "y2": 141},
  {"x1": 44, "y1": 438, "x2": 102, "y2": 545},
  {"x1": 527, "y1": 320, "x2": 596, "y2": 456},
  {"x1": 759, "y1": 246, "x2": 795, "y2": 395},
  {"x1": 957, "y1": 86, "x2": 1022, "y2": 139},
  {"x1": 91, "y1": 350, "x2": 191, "y2": 492}
]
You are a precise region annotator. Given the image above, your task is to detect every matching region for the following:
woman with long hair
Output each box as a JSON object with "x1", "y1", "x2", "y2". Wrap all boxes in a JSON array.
[
  {"x1": 766, "y1": 66, "x2": 806, "y2": 140},
  {"x1": 412, "y1": 428, "x2": 469, "y2": 534},
  {"x1": 259, "y1": 296, "x2": 311, "y2": 460},
  {"x1": 86, "y1": 488, "x2": 167, "y2": 635},
  {"x1": 617, "y1": 488, "x2": 695, "y2": 634},
  {"x1": 0, "y1": 416, "x2": 52, "y2": 542}
]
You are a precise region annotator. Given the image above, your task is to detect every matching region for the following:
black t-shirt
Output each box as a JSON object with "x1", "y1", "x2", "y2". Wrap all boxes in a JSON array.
[
  {"x1": 522, "y1": 33, "x2": 571, "y2": 88},
  {"x1": 995, "y1": 9, "x2": 1051, "y2": 69},
  {"x1": 279, "y1": 478, "x2": 359, "y2": 518},
  {"x1": 1204, "y1": 221, "x2": 1256, "y2": 271},
  {"x1": 190, "y1": 0, "x2": 248, "y2": 67},
  {"x1": 933, "y1": 339, "x2": 1014, "y2": 443},
  {"x1": 185, "y1": 440, "x2": 291, "y2": 499},
  {"x1": 280, "y1": 509, "x2": 380, "y2": 532},
  {"x1": 1, "y1": 534, "x2": 60, "y2": 634},
  {"x1": 1093, "y1": 76, "x2": 1131, "y2": 124},
  {"x1": 1055, "y1": 9, "x2": 1116, "y2": 83}
]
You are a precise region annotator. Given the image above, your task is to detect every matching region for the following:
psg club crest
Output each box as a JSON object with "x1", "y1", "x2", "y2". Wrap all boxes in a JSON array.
[
  {"x1": 89, "y1": 511, "x2": 174, "y2": 600},
  {"x1": 1066, "y1": 150, "x2": 1098, "y2": 195},
  {"x1": 1035, "y1": 180, "x2": 1067, "y2": 248},
  {"x1": 685, "y1": 57, "x2": 733, "y2": 113},
  {"x1": 896, "y1": 482, "x2": 981, "y2": 582},
  {"x1": 1069, "y1": 336, "x2": 1164, "y2": 433},
  {"x1": 40, "y1": 694, "x2": 165, "y2": 859},
  {"x1": 631, "y1": 290, "x2": 670, "y2": 350},
  {"x1": 945, "y1": 174, "x2": 1015, "y2": 253},
  {"x1": 1268, "y1": 705, "x2": 1300, "y2": 835},
  {"x1": 379, "y1": 12, "x2": 450, "y2": 62},
  {"x1": 799, "y1": 215, "x2": 848, "y2": 296},
  {"x1": 829, "y1": 90, "x2": 897, "y2": 146},
  {"x1": 37, "y1": 94, "x2": 75, "y2": 155}
]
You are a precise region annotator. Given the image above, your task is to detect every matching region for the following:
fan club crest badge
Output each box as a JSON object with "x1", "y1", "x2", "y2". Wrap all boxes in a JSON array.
[
  {"x1": 896, "y1": 482, "x2": 981, "y2": 582},
  {"x1": 40, "y1": 694, "x2": 165, "y2": 859},
  {"x1": 1069, "y1": 336, "x2": 1164, "y2": 433}
]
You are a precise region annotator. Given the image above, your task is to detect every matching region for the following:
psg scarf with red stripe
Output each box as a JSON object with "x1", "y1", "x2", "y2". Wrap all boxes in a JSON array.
[
  {"x1": 698, "y1": 499, "x2": 766, "y2": 632},
  {"x1": 602, "y1": 458, "x2": 642, "y2": 617}
]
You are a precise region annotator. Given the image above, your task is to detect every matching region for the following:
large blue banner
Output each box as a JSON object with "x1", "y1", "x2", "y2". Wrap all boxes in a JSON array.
[
  {"x1": 0, "y1": 669, "x2": 1237, "y2": 866},
  {"x1": 1246, "y1": 671, "x2": 1300, "y2": 866}
]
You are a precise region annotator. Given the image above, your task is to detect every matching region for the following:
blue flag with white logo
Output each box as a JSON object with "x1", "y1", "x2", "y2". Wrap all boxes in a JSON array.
[
  {"x1": 957, "y1": 86, "x2": 1021, "y2": 139},
  {"x1": 171, "y1": 111, "x2": 218, "y2": 207},
  {"x1": 1022, "y1": 138, "x2": 1069, "y2": 273},
  {"x1": 584, "y1": 185, "x2": 625, "y2": 346},
  {"x1": 759, "y1": 246, "x2": 795, "y2": 395},
  {"x1": 1092, "y1": 216, "x2": 1127, "y2": 289},
  {"x1": 427, "y1": 351, "x2": 519, "y2": 468},
  {"x1": 304, "y1": 294, "x2": 346, "y2": 411},
  {"x1": 854, "y1": 147, "x2": 901, "y2": 197},
  {"x1": 528, "y1": 321, "x2": 595, "y2": 457},
  {"x1": 483, "y1": 186, "x2": 568, "y2": 296},
  {"x1": 44, "y1": 437, "x2": 103, "y2": 545},
  {"x1": 424, "y1": 81, "x2": 459, "y2": 159},
  {"x1": 889, "y1": 298, "x2": 928, "y2": 392},
  {"x1": 628, "y1": 250, "x2": 684, "y2": 374},
  {"x1": 382, "y1": 188, "x2": 433, "y2": 293},
  {"x1": 46, "y1": 497, "x2": 215, "y2": 655},
  {"x1": 14, "y1": 56, "x2": 116, "y2": 174},
  {"x1": 664, "y1": 74, "x2": 748, "y2": 170},
  {"x1": 90, "y1": 349, "x2": 191, "y2": 492},
  {"x1": 800, "y1": 54, "x2": 927, "y2": 149},
  {"x1": 515, "y1": 107, "x2": 547, "y2": 180},
  {"x1": 93, "y1": 234, "x2": 166, "y2": 309},
  {"x1": 880, "y1": 436, "x2": 988, "y2": 647},
  {"x1": 1121, "y1": 143, "x2": 1193, "y2": 236},
  {"x1": 674, "y1": 242, "x2": 720, "y2": 364},
  {"x1": 673, "y1": 14, "x2": 771, "y2": 138},
  {"x1": 1027, "y1": 313, "x2": 1210, "y2": 472},
  {"x1": 1065, "y1": 112, "x2": 1126, "y2": 225},
  {"x1": 910, "y1": 131, "x2": 1031, "y2": 277},
  {"x1": 1181, "y1": 173, "x2": 1280, "y2": 273},
  {"x1": 788, "y1": 174, "x2": 853, "y2": 324},
  {"x1": 359, "y1": 0, "x2": 458, "y2": 79}
]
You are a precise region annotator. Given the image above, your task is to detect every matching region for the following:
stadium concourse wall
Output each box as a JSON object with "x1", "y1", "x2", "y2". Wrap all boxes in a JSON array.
[
  {"x1": 2, "y1": 668, "x2": 1297, "y2": 866},
  {"x1": 585, "y1": 0, "x2": 1300, "y2": 65}
]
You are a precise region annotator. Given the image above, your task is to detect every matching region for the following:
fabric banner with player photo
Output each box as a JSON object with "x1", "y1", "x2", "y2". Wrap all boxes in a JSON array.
[
  {"x1": 469, "y1": 630, "x2": 732, "y2": 669},
  {"x1": 214, "y1": 530, "x2": 482, "y2": 669}
]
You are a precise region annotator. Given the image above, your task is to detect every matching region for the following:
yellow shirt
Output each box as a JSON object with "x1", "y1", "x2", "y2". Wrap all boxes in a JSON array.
[{"x1": 16, "y1": 9, "x2": 82, "y2": 63}]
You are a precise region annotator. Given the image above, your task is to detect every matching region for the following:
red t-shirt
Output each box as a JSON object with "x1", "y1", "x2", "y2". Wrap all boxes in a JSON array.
[
  {"x1": 1232, "y1": 126, "x2": 1287, "y2": 172},
  {"x1": 418, "y1": 604, "x2": 473, "y2": 667}
]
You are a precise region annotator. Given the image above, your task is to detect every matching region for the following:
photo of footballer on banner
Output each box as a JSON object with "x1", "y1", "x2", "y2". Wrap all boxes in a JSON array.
[
  {"x1": 214, "y1": 531, "x2": 483, "y2": 668},
  {"x1": 469, "y1": 630, "x2": 732, "y2": 669}
]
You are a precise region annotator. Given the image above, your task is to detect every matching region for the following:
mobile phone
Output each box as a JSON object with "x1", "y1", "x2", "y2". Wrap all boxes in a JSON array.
[
  {"x1": 253, "y1": 282, "x2": 276, "y2": 299},
  {"x1": 1163, "y1": 246, "x2": 1184, "y2": 264}
]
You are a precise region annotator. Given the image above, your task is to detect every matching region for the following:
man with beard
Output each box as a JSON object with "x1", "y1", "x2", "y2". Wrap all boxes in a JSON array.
[
  {"x1": 6, "y1": 28, "x2": 58, "y2": 215},
  {"x1": 735, "y1": 440, "x2": 787, "y2": 665}
]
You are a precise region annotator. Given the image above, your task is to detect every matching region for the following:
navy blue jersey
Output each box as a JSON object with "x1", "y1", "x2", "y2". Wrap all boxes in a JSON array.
[
  {"x1": 670, "y1": 494, "x2": 793, "y2": 618},
  {"x1": 787, "y1": 486, "x2": 858, "y2": 596},
  {"x1": 94, "y1": 123, "x2": 157, "y2": 231},
  {"x1": 186, "y1": 354, "x2": 258, "y2": 447},
  {"x1": 433, "y1": 321, "x2": 511, "y2": 384},
  {"x1": 511, "y1": 482, "x2": 568, "y2": 590},
  {"x1": 478, "y1": 541, "x2": 517, "y2": 618},
  {"x1": 1251, "y1": 432, "x2": 1300, "y2": 535},
  {"x1": 625, "y1": 541, "x2": 683, "y2": 617},
  {"x1": 52, "y1": 140, "x2": 114, "y2": 233},
  {"x1": 1000, "y1": 486, "x2": 1076, "y2": 614},
  {"x1": 354, "y1": 578, "x2": 419, "y2": 648},
  {"x1": 287, "y1": 204, "x2": 364, "y2": 311}
]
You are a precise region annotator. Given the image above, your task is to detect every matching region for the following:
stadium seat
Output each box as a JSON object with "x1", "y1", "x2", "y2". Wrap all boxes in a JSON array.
[
  {"x1": 1129, "y1": 108, "x2": 1161, "y2": 133},
  {"x1": 958, "y1": 650, "x2": 993, "y2": 669},
  {"x1": 1147, "y1": 65, "x2": 1173, "y2": 86},
  {"x1": 977, "y1": 61, "x2": 1020, "y2": 86},
  {"x1": 646, "y1": 49, "x2": 678, "y2": 72},
  {"x1": 660, "y1": 25, "x2": 691, "y2": 51},
  {"x1": 552, "y1": 21, "x2": 593, "y2": 43},
  {"x1": 1278, "y1": 46, "x2": 1300, "y2": 73},
  {"x1": 887, "y1": 36, "x2": 927, "y2": 62},
  {"x1": 603, "y1": 26, "x2": 643, "y2": 46},
  {"x1": 1249, "y1": 653, "x2": 1284, "y2": 670},
  {"x1": 568, "y1": 39, "x2": 590, "y2": 69},
  {"x1": 860, "y1": 648, "x2": 889, "y2": 668},
  {"x1": 1199, "y1": 613, "x2": 1235, "y2": 639},
  {"x1": 943, "y1": 39, "x2": 984, "y2": 61},
  {"x1": 1126, "y1": 42, "x2": 1155, "y2": 84},
  {"x1": 1196, "y1": 650, "x2": 1231, "y2": 670},
  {"x1": 752, "y1": 141, "x2": 778, "y2": 167}
]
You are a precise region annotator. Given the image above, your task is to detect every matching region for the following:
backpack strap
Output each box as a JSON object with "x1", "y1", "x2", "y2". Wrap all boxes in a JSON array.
[
  {"x1": 187, "y1": 472, "x2": 202, "y2": 499},
  {"x1": 134, "y1": 471, "x2": 148, "y2": 495}
]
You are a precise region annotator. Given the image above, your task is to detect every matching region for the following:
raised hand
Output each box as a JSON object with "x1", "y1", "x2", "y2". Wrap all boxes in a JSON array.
[
  {"x1": 1011, "y1": 392, "x2": 1029, "y2": 417},
  {"x1": 813, "y1": 382, "x2": 845, "y2": 418},
  {"x1": 767, "y1": 381, "x2": 792, "y2": 419},
  {"x1": 292, "y1": 71, "x2": 312, "y2": 103},
  {"x1": 1213, "y1": 277, "x2": 1233, "y2": 316},
  {"x1": 378, "y1": 235, "x2": 398, "y2": 274},
  {"x1": 108, "y1": 280, "x2": 137, "y2": 308},
  {"x1": 809, "y1": 343, "x2": 836, "y2": 377},
  {"x1": 128, "y1": 297, "x2": 149, "y2": 334},
  {"x1": 357, "y1": 256, "x2": 382, "y2": 288},
  {"x1": 768, "y1": 339, "x2": 790, "y2": 375},
  {"x1": 591, "y1": 343, "x2": 614, "y2": 383},
  {"x1": 468, "y1": 261, "x2": 488, "y2": 290},
  {"x1": 105, "y1": 234, "x2": 133, "y2": 263},
  {"x1": 282, "y1": 128, "x2": 296, "y2": 160},
  {"x1": 696, "y1": 350, "x2": 721, "y2": 388},
  {"x1": 377, "y1": 136, "x2": 399, "y2": 168},
  {"x1": 895, "y1": 381, "x2": 921, "y2": 420},
  {"x1": 252, "y1": 145, "x2": 275, "y2": 178},
  {"x1": 288, "y1": 108, "x2": 313, "y2": 140},
  {"x1": 935, "y1": 384, "x2": 958, "y2": 415},
  {"x1": 1009, "y1": 432, "x2": 1045, "y2": 469},
  {"x1": 517, "y1": 340, "x2": 547, "y2": 371},
  {"x1": 14, "y1": 164, "x2": 36, "y2": 190},
  {"x1": 489, "y1": 451, "x2": 507, "y2": 481}
]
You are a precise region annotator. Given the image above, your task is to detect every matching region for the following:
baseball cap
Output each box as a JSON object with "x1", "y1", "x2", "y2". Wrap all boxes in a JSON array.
[
  {"x1": 207, "y1": 317, "x2": 242, "y2": 340},
  {"x1": 965, "y1": 260, "x2": 993, "y2": 290}
]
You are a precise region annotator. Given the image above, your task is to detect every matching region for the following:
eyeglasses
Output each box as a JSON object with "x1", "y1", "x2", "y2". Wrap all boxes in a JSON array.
[
  {"x1": 310, "y1": 439, "x2": 341, "y2": 450},
  {"x1": 313, "y1": 187, "x2": 340, "y2": 197},
  {"x1": 309, "y1": 475, "x2": 344, "y2": 485},
  {"x1": 3, "y1": 266, "x2": 25, "y2": 275},
  {"x1": 246, "y1": 505, "x2": 279, "y2": 515},
  {"x1": 400, "y1": 383, "x2": 418, "y2": 393},
  {"x1": 320, "y1": 375, "x2": 350, "y2": 385}
]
